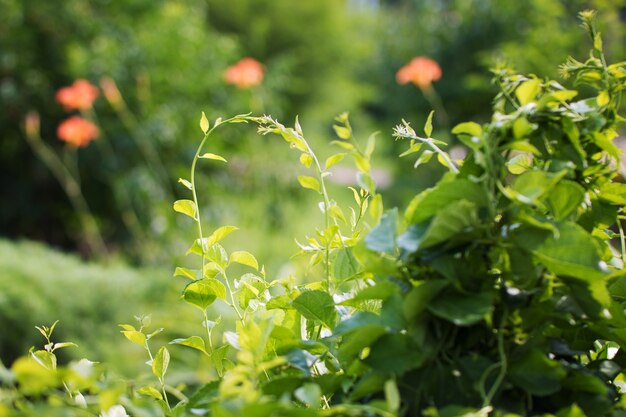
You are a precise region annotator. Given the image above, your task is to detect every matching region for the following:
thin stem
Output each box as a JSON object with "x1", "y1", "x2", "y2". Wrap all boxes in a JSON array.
[
  {"x1": 306, "y1": 144, "x2": 333, "y2": 292},
  {"x1": 483, "y1": 311, "x2": 508, "y2": 407},
  {"x1": 24, "y1": 132, "x2": 107, "y2": 258},
  {"x1": 223, "y1": 269, "x2": 244, "y2": 323},
  {"x1": 202, "y1": 310, "x2": 214, "y2": 354},
  {"x1": 617, "y1": 213, "x2": 626, "y2": 266},
  {"x1": 421, "y1": 84, "x2": 450, "y2": 130}
]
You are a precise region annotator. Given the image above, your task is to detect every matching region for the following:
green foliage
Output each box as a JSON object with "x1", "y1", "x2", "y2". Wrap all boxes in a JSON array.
[{"x1": 4, "y1": 11, "x2": 626, "y2": 417}]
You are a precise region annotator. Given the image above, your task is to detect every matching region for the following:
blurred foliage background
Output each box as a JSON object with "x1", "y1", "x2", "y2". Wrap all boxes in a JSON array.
[{"x1": 1, "y1": 0, "x2": 626, "y2": 371}]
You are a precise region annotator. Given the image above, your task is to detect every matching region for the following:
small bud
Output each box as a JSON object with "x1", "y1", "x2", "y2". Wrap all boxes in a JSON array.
[{"x1": 100, "y1": 77, "x2": 123, "y2": 110}]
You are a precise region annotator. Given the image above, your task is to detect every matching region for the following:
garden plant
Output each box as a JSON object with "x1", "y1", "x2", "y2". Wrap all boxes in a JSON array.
[{"x1": 3, "y1": 11, "x2": 626, "y2": 417}]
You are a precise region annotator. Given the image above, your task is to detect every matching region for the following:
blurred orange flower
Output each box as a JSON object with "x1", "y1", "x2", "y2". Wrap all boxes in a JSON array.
[
  {"x1": 396, "y1": 57, "x2": 442, "y2": 89},
  {"x1": 57, "y1": 116, "x2": 99, "y2": 147},
  {"x1": 224, "y1": 58, "x2": 264, "y2": 89},
  {"x1": 56, "y1": 79, "x2": 100, "y2": 111}
]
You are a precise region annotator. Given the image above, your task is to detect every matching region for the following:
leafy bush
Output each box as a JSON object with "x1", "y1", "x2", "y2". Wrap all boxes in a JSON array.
[
  {"x1": 0, "y1": 239, "x2": 189, "y2": 374},
  {"x1": 2, "y1": 11, "x2": 626, "y2": 417}
]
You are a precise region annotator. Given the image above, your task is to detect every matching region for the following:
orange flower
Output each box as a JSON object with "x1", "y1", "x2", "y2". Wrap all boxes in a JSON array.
[
  {"x1": 224, "y1": 58, "x2": 264, "y2": 89},
  {"x1": 396, "y1": 57, "x2": 442, "y2": 89},
  {"x1": 56, "y1": 79, "x2": 100, "y2": 111},
  {"x1": 57, "y1": 116, "x2": 99, "y2": 147}
]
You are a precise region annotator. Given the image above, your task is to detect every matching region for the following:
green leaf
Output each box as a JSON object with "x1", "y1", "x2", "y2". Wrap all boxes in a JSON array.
[
  {"x1": 200, "y1": 112, "x2": 210, "y2": 134},
  {"x1": 170, "y1": 336, "x2": 208, "y2": 356},
  {"x1": 299, "y1": 153, "x2": 313, "y2": 168},
  {"x1": 199, "y1": 153, "x2": 227, "y2": 163},
  {"x1": 333, "y1": 125, "x2": 351, "y2": 140},
  {"x1": 30, "y1": 350, "x2": 56, "y2": 370},
  {"x1": 173, "y1": 267, "x2": 197, "y2": 280},
  {"x1": 364, "y1": 333, "x2": 424, "y2": 375},
  {"x1": 597, "y1": 90, "x2": 610, "y2": 106},
  {"x1": 452, "y1": 122, "x2": 482, "y2": 137},
  {"x1": 510, "y1": 170, "x2": 565, "y2": 205},
  {"x1": 384, "y1": 379, "x2": 400, "y2": 413},
  {"x1": 365, "y1": 208, "x2": 397, "y2": 254},
  {"x1": 515, "y1": 222, "x2": 607, "y2": 282},
  {"x1": 152, "y1": 346, "x2": 170, "y2": 380},
  {"x1": 325, "y1": 153, "x2": 346, "y2": 170},
  {"x1": 403, "y1": 280, "x2": 449, "y2": 320},
  {"x1": 512, "y1": 117, "x2": 535, "y2": 139},
  {"x1": 509, "y1": 349, "x2": 566, "y2": 396},
  {"x1": 405, "y1": 179, "x2": 487, "y2": 225},
  {"x1": 183, "y1": 279, "x2": 226, "y2": 310},
  {"x1": 292, "y1": 290, "x2": 336, "y2": 329},
  {"x1": 333, "y1": 248, "x2": 359, "y2": 281},
  {"x1": 424, "y1": 111, "x2": 434, "y2": 137},
  {"x1": 297, "y1": 175, "x2": 321, "y2": 193},
  {"x1": 178, "y1": 178, "x2": 193, "y2": 190},
  {"x1": 229, "y1": 251, "x2": 259, "y2": 270},
  {"x1": 206, "y1": 225, "x2": 238, "y2": 247},
  {"x1": 599, "y1": 182, "x2": 626, "y2": 205},
  {"x1": 418, "y1": 199, "x2": 479, "y2": 249},
  {"x1": 120, "y1": 329, "x2": 146, "y2": 346},
  {"x1": 428, "y1": 290, "x2": 493, "y2": 326},
  {"x1": 547, "y1": 180, "x2": 585, "y2": 220},
  {"x1": 340, "y1": 281, "x2": 399, "y2": 306},
  {"x1": 414, "y1": 150, "x2": 434, "y2": 168},
  {"x1": 294, "y1": 383, "x2": 321, "y2": 409},
  {"x1": 173, "y1": 199, "x2": 197, "y2": 219},
  {"x1": 506, "y1": 154, "x2": 532, "y2": 174},
  {"x1": 137, "y1": 386, "x2": 163, "y2": 400},
  {"x1": 516, "y1": 78, "x2": 541, "y2": 105}
]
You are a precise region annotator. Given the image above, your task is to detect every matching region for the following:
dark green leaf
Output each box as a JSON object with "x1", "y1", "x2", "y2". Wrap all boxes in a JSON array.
[
  {"x1": 509, "y1": 349, "x2": 566, "y2": 396},
  {"x1": 365, "y1": 208, "x2": 397, "y2": 254},
  {"x1": 428, "y1": 290, "x2": 493, "y2": 326}
]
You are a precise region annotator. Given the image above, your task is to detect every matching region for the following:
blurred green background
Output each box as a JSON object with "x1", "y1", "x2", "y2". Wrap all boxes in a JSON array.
[{"x1": 1, "y1": 0, "x2": 625, "y2": 373}]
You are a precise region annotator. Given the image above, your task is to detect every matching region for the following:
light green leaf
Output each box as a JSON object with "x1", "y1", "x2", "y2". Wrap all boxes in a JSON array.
[
  {"x1": 384, "y1": 379, "x2": 400, "y2": 412},
  {"x1": 52, "y1": 342, "x2": 77, "y2": 351},
  {"x1": 200, "y1": 112, "x2": 210, "y2": 134},
  {"x1": 513, "y1": 117, "x2": 535, "y2": 139},
  {"x1": 325, "y1": 153, "x2": 346, "y2": 170},
  {"x1": 399, "y1": 142, "x2": 422, "y2": 157},
  {"x1": 173, "y1": 199, "x2": 197, "y2": 219},
  {"x1": 137, "y1": 386, "x2": 163, "y2": 400},
  {"x1": 206, "y1": 225, "x2": 238, "y2": 247},
  {"x1": 229, "y1": 251, "x2": 259, "y2": 270},
  {"x1": 30, "y1": 350, "x2": 56, "y2": 370},
  {"x1": 294, "y1": 383, "x2": 321, "y2": 409},
  {"x1": 510, "y1": 170, "x2": 566, "y2": 205},
  {"x1": 298, "y1": 176, "x2": 321, "y2": 192},
  {"x1": 178, "y1": 178, "x2": 193, "y2": 190},
  {"x1": 183, "y1": 279, "x2": 226, "y2": 310},
  {"x1": 414, "y1": 150, "x2": 434, "y2": 168},
  {"x1": 170, "y1": 336, "x2": 208, "y2": 356},
  {"x1": 516, "y1": 78, "x2": 542, "y2": 105},
  {"x1": 292, "y1": 290, "x2": 336, "y2": 329},
  {"x1": 121, "y1": 329, "x2": 146, "y2": 346},
  {"x1": 173, "y1": 267, "x2": 197, "y2": 280},
  {"x1": 299, "y1": 153, "x2": 313, "y2": 168},
  {"x1": 506, "y1": 154, "x2": 532, "y2": 174},
  {"x1": 452, "y1": 122, "x2": 482, "y2": 137},
  {"x1": 597, "y1": 91, "x2": 610, "y2": 106},
  {"x1": 424, "y1": 111, "x2": 434, "y2": 137},
  {"x1": 199, "y1": 153, "x2": 227, "y2": 163},
  {"x1": 333, "y1": 125, "x2": 351, "y2": 140},
  {"x1": 152, "y1": 346, "x2": 170, "y2": 380}
]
